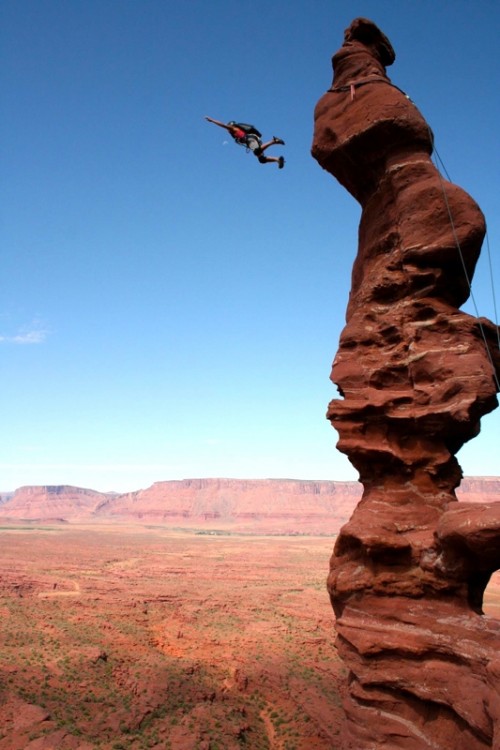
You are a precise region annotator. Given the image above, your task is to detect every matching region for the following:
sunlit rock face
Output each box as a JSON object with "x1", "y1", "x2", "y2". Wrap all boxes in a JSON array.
[{"x1": 312, "y1": 17, "x2": 500, "y2": 750}]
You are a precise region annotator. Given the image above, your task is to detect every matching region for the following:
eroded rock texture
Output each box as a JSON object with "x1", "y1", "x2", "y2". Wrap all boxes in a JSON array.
[{"x1": 312, "y1": 17, "x2": 500, "y2": 750}]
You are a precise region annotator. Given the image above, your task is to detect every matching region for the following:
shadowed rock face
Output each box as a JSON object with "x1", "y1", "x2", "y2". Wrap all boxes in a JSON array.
[{"x1": 312, "y1": 17, "x2": 500, "y2": 750}]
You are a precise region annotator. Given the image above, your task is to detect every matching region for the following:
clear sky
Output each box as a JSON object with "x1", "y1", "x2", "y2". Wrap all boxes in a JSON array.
[{"x1": 1, "y1": 1, "x2": 499, "y2": 493}]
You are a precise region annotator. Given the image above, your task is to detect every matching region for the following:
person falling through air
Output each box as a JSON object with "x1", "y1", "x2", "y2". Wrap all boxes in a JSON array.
[{"x1": 205, "y1": 116, "x2": 285, "y2": 168}]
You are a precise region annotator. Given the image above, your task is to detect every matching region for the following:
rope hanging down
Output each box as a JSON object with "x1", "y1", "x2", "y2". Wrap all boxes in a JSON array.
[
  {"x1": 330, "y1": 77, "x2": 500, "y2": 390},
  {"x1": 431, "y1": 139, "x2": 500, "y2": 392}
]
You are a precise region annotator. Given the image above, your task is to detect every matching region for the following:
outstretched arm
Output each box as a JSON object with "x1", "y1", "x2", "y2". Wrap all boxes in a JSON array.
[{"x1": 205, "y1": 116, "x2": 232, "y2": 132}]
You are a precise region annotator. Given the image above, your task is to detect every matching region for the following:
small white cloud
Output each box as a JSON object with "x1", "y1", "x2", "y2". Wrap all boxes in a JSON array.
[
  {"x1": 12, "y1": 329, "x2": 47, "y2": 344},
  {"x1": 0, "y1": 320, "x2": 49, "y2": 345}
]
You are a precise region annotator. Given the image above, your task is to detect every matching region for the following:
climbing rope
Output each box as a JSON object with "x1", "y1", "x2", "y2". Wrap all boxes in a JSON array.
[
  {"x1": 433, "y1": 143, "x2": 500, "y2": 354},
  {"x1": 431, "y1": 139, "x2": 500, "y2": 391},
  {"x1": 329, "y1": 77, "x2": 500, "y2": 389},
  {"x1": 485, "y1": 232, "x2": 500, "y2": 352},
  {"x1": 329, "y1": 76, "x2": 412, "y2": 100}
]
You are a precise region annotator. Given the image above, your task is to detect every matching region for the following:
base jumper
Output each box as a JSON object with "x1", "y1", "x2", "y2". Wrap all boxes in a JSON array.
[{"x1": 205, "y1": 116, "x2": 285, "y2": 168}]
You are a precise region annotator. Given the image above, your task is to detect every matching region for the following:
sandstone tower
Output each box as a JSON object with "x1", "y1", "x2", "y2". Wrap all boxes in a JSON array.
[{"x1": 312, "y1": 18, "x2": 500, "y2": 749}]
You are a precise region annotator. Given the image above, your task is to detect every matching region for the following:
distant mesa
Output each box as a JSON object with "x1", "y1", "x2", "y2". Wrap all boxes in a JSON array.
[{"x1": 0, "y1": 477, "x2": 497, "y2": 535}]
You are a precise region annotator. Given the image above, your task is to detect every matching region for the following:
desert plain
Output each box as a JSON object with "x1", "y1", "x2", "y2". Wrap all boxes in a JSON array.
[
  {"x1": 1, "y1": 522, "x2": 498, "y2": 750},
  {"x1": 1, "y1": 524, "x2": 346, "y2": 750}
]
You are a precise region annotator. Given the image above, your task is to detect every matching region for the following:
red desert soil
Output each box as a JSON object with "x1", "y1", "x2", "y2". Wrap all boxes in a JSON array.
[{"x1": 0, "y1": 524, "x2": 349, "y2": 750}]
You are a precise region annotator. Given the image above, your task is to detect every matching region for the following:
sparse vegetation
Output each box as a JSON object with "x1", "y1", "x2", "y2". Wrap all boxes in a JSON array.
[{"x1": 0, "y1": 525, "x2": 352, "y2": 748}]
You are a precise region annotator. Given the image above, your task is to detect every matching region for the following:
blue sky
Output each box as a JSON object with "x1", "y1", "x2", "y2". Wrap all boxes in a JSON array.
[{"x1": 1, "y1": 0, "x2": 499, "y2": 492}]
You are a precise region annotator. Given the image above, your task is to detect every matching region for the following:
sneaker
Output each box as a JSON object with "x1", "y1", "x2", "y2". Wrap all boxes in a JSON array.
[
  {"x1": 273, "y1": 136, "x2": 285, "y2": 145},
  {"x1": 278, "y1": 156, "x2": 285, "y2": 169}
]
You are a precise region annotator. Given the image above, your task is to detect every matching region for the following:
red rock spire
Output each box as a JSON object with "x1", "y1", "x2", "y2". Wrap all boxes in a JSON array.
[{"x1": 312, "y1": 17, "x2": 500, "y2": 750}]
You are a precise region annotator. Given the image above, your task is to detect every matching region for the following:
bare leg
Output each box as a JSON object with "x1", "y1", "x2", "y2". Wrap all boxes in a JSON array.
[
  {"x1": 259, "y1": 137, "x2": 285, "y2": 153},
  {"x1": 257, "y1": 154, "x2": 285, "y2": 168}
]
